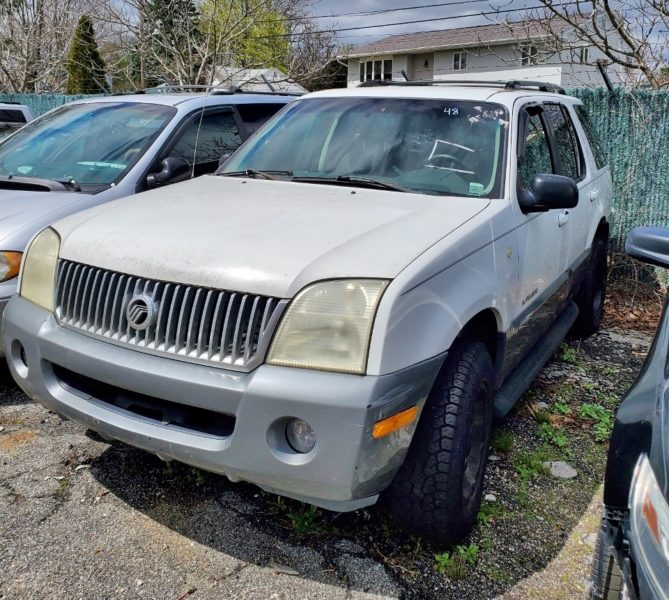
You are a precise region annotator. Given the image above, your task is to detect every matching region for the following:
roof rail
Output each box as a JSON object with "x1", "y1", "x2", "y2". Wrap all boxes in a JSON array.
[
  {"x1": 358, "y1": 79, "x2": 566, "y2": 94},
  {"x1": 138, "y1": 83, "x2": 304, "y2": 96}
]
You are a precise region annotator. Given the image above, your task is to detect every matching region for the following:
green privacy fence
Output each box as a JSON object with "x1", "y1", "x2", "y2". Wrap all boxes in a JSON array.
[
  {"x1": 569, "y1": 88, "x2": 669, "y2": 250},
  {"x1": 2, "y1": 89, "x2": 669, "y2": 249},
  {"x1": 0, "y1": 93, "x2": 98, "y2": 116}
]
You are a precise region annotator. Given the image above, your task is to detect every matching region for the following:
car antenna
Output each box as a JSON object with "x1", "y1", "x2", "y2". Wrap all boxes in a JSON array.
[{"x1": 191, "y1": 88, "x2": 209, "y2": 179}]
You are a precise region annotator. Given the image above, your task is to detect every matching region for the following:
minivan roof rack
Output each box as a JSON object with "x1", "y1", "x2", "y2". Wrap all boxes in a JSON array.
[
  {"x1": 358, "y1": 79, "x2": 566, "y2": 95},
  {"x1": 139, "y1": 84, "x2": 303, "y2": 96}
]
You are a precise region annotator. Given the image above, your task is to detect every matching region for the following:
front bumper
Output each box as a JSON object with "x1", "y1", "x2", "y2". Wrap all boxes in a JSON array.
[{"x1": 3, "y1": 295, "x2": 443, "y2": 511}]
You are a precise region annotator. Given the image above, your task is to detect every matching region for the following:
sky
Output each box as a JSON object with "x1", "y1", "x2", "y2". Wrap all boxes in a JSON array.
[{"x1": 305, "y1": 0, "x2": 538, "y2": 46}]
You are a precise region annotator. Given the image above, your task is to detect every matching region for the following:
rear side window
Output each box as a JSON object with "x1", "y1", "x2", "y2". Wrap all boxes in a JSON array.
[
  {"x1": 574, "y1": 105, "x2": 606, "y2": 170},
  {"x1": 236, "y1": 103, "x2": 284, "y2": 134},
  {"x1": 543, "y1": 104, "x2": 583, "y2": 181},
  {"x1": 0, "y1": 109, "x2": 26, "y2": 123}
]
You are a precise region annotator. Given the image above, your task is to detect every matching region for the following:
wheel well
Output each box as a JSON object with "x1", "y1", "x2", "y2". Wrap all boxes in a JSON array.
[{"x1": 457, "y1": 310, "x2": 499, "y2": 367}]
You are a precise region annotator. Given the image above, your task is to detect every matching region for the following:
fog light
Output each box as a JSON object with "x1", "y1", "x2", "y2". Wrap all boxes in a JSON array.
[{"x1": 285, "y1": 419, "x2": 316, "y2": 453}]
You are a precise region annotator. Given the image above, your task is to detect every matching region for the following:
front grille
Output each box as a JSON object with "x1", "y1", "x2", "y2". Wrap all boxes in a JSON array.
[{"x1": 55, "y1": 260, "x2": 286, "y2": 370}]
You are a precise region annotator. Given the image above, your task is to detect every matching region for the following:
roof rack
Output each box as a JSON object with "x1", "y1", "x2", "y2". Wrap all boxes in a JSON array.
[
  {"x1": 135, "y1": 84, "x2": 303, "y2": 97},
  {"x1": 358, "y1": 79, "x2": 566, "y2": 95}
]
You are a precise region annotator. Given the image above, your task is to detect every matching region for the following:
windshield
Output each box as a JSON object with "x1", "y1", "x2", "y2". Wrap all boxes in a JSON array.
[
  {"x1": 221, "y1": 97, "x2": 508, "y2": 198},
  {"x1": 0, "y1": 102, "x2": 176, "y2": 189}
]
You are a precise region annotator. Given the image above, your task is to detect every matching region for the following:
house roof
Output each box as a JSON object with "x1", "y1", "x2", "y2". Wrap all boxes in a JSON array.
[{"x1": 343, "y1": 19, "x2": 573, "y2": 58}]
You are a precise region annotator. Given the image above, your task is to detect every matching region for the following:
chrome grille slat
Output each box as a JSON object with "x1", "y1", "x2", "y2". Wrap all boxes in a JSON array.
[{"x1": 55, "y1": 260, "x2": 284, "y2": 371}]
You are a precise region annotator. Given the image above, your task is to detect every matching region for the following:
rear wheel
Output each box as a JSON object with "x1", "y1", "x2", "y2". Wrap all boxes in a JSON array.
[
  {"x1": 574, "y1": 237, "x2": 608, "y2": 337},
  {"x1": 591, "y1": 520, "x2": 627, "y2": 600},
  {"x1": 384, "y1": 339, "x2": 494, "y2": 545}
]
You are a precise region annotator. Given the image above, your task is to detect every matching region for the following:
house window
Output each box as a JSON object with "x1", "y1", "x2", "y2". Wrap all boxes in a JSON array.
[
  {"x1": 579, "y1": 47, "x2": 589, "y2": 63},
  {"x1": 359, "y1": 59, "x2": 393, "y2": 82},
  {"x1": 453, "y1": 52, "x2": 467, "y2": 71},
  {"x1": 521, "y1": 45, "x2": 539, "y2": 66}
]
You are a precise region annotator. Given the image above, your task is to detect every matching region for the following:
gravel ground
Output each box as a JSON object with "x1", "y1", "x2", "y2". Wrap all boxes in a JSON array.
[{"x1": 0, "y1": 325, "x2": 651, "y2": 600}]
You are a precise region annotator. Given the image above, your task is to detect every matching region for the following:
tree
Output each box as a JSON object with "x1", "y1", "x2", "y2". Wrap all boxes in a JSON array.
[
  {"x1": 504, "y1": 1, "x2": 669, "y2": 88},
  {"x1": 0, "y1": 0, "x2": 91, "y2": 92},
  {"x1": 96, "y1": 0, "x2": 337, "y2": 89},
  {"x1": 66, "y1": 15, "x2": 107, "y2": 93}
]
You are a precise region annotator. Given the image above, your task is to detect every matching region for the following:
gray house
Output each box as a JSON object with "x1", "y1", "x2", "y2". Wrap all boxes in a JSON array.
[{"x1": 340, "y1": 19, "x2": 626, "y2": 89}]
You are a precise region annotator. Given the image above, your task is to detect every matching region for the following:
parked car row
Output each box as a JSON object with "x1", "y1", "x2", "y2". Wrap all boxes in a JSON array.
[{"x1": 0, "y1": 81, "x2": 666, "y2": 599}]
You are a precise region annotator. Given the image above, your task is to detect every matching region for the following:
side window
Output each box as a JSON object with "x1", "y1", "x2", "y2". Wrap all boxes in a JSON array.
[
  {"x1": 0, "y1": 109, "x2": 26, "y2": 123},
  {"x1": 519, "y1": 109, "x2": 553, "y2": 189},
  {"x1": 166, "y1": 109, "x2": 242, "y2": 176},
  {"x1": 543, "y1": 104, "x2": 582, "y2": 181},
  {"x1": 574, "y1": 105, "x2": 606, "y2": 170},
  {"x1": 236, "y1": 103, "x2": 284, "y2": 135}
]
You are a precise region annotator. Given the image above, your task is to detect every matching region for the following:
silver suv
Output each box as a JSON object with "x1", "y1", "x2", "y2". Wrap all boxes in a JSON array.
[
  {"x1": 3, "y1": 81, "x2": 612, "y2": 543},
  {"x1": 0, "y1": 90, "x2": 294, "y2": 352}
]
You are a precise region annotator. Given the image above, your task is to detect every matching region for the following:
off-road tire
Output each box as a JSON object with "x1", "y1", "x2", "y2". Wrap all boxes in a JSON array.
[
  {"x1": 384, "y1": 339, "x2": 494, "y2": 545},
  {"x1": 590, "y1": 520, "x2": 626, "y2": 600},
  {"x1": 574, "y1": 237, "x2": 608, "y2": 337}
]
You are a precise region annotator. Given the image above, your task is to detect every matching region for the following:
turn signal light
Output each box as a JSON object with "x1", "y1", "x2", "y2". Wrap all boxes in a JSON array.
[{"x1": 372, "y1": 406, "x2": 418, "y2": 439}]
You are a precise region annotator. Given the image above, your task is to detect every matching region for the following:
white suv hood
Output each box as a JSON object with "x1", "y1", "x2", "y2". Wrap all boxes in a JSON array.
[{"x1": 54, "y1": 176, "x2": 490, "y2": 298}]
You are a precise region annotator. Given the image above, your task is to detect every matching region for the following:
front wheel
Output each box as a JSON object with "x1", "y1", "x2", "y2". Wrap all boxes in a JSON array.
[
  {"x1": 383, "y1": 339, "x2": 494, "y2": 545},
  {"x1": 590, "y1": 520, "x2": 628, "y2": 600}
]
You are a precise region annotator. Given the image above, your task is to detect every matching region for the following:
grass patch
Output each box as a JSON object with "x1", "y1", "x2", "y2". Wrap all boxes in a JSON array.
[
  {"x1": 434, "y1": 544, "x2": 479, "y2": 579},
  {"x1": 557, "y1": 343, "x2": 579, "y2": 364},
  {"x1": 490, "y1": 428, "x2": 514, "y2": 454},
  {"x1": 538, "y1": 423, "x2": 569, "y2": 449},
  {"x1": 578, "y1": 403, "x2": 614, "y2": 442}
]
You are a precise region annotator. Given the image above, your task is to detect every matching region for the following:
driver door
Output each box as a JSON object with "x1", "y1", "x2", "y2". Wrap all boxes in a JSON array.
[{"x1": 510, "y1": 103, "x2": 571, "y2": 358}]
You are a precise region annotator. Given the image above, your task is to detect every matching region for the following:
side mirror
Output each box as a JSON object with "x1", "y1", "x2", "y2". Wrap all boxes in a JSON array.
[
  {"x1": 147, "y1": 157, "x2": 190, "y2": 188},
  {"x1": 518, "y1": 174, "x2": 579, "y2": 213},
  {"x1": 626, "y1": 226, "x2": 669, "y2": 269}
]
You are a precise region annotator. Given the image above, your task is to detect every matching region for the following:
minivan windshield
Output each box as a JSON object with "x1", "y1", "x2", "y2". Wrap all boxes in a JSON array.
[
  {"x1": 221, "y1": 97, "x2": 508, "y2": 198},
  {"x1": 0, "y1": 102, "x2": 176, "y2": 189}
]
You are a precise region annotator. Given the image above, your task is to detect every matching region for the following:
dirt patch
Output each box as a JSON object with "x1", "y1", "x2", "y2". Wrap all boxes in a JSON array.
[{"x1": 0, "y1": 430, "x2": 37, "y2": 451}]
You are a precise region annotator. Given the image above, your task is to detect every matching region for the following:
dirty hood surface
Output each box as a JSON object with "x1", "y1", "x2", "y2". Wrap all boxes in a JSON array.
[{"x1": 55, "y1": 175, "x2": 490, "y2": 298}]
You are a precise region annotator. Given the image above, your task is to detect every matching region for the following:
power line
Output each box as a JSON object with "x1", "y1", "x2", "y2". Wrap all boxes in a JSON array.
[{"x1": 255, "y1": 2, "x2": 580, "y2": 39}]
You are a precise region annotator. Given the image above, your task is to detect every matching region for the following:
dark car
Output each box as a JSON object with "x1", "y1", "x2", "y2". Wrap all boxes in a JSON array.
[{"x1": 592, "y1": 226, "x2": 669, "y2": 600}]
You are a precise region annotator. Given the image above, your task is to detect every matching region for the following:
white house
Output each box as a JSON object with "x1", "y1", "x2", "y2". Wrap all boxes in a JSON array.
[{"x1": 340, "y1": 18, "x2": 627, "y2": 89}]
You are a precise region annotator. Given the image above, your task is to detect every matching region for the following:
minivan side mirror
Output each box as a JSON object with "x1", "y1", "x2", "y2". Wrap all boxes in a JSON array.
[
  {"x1": 626, "y1": 226, "x2": 669, "y2": 269},
  {"x1": 147, "y1": 157, "x2": 191, "y2": 188},
  {"x1": 518, "y1": 173, "x2": 579, "y2": 213}
]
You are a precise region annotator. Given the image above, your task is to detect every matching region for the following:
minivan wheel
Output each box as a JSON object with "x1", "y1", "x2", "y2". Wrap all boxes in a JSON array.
[
  {"x1": 384, "y1": 339, "x2": 494, "y2": 545},
  {"x1": 574, "y1": 237, "x2": 608, "y2": 337},
  {"x1": 590, "y1": 520, "x2": 627, "y2": 600}
]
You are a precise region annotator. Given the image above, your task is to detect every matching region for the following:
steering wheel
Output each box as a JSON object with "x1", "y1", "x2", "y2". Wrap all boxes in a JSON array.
[{"x1": 426, "y1": 153, "x2": 471, "y2": 173}]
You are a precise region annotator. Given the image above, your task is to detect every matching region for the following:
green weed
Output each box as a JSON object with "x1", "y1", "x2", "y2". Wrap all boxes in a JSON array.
[
  {"x1": 490, "y1": 428, "x2": 514, "y2": 454},
  {"x1": 578, "y1": 403, "x2": 614, "y2": 442},
  {"x1": 558, "y1": 343, "x2": 578, "y2": 364},
  {"x1": 538, "y1": 423, "x2": 569, "y2": 448},
  {"x1": 434, "y1": 544, "x2": 479, "y2": 579},
  {"x1": 553, "y1": 401, "x2": 571, "y2": 415}
]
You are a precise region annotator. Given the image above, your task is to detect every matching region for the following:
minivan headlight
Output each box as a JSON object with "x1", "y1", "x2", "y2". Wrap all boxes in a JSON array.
[
  {"x1": 629, "y1": 454, "x2": 669, "y2": 593},
  {"x1": 267, "y1": 279, "x2": 389, "y2": 374},
  {"x1": 19, "y1": 228, "x2": 60, "y2": 312}
]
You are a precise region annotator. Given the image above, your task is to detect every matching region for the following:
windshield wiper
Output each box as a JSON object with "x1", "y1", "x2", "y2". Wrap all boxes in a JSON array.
[
  {"x1": 291, "y1": 175, "x2": 411, "y2": 193},
  {"x1": 0, "y1": 174, "x2": 81, "y2": 192},
  {"x1": 219, "y1": 169, "x2": 292, "y2": 181}
]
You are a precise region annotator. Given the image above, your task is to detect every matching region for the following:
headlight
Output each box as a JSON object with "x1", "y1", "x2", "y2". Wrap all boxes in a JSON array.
[
  {"x1": 18, "y1": 228, "x2": 60, "y2": 312},
  {"x1": 267, "y1": 279, "x2": 389, "y2": 374},
  {"x1": 0, "y1": 251, "x2": 22, "y2": 282},
  {"x1": 629, "y1": 454, "x2": 669, "y2": 597}
]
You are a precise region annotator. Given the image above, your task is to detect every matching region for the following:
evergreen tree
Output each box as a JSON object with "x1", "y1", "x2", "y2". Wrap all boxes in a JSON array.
[{"x1": 66, "y1": 15, "x2": 106, "y2": 94}]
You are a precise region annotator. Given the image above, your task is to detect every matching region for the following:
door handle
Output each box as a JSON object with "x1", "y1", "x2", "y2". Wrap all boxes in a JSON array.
[
  {"x1": 590, "y1": 189, "x2": 599, "y2": 202},
  {"x1": 558, "y1": 210, "x2": 570, "y2": 227}
]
